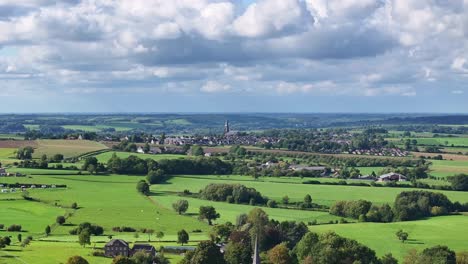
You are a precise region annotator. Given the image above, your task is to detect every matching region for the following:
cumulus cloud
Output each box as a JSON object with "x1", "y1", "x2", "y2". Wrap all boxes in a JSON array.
[{"x1": 0, "y1": 0, "x2": 466, "y2": 108}]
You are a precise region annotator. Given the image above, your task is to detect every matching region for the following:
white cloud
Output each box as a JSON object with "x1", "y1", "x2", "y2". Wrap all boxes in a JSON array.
[
  {"x1": 200, "y1": 80, "x2": 231, "y2": 93},
  {"x1": 233, "y1": 0, "x2": 310, "y2": 38}
]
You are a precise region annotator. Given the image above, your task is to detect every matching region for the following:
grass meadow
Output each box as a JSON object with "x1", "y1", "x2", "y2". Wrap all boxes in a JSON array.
[
  {"x1": 1, "y1": 167, "x2": 468, "y2": 262},
  {"x1": 311, "y1": 214, "x2": 468, "y2": 260}
]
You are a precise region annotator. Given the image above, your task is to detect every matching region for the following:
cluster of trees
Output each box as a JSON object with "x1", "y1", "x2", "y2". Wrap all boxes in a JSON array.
[
  {"x1": 448, "y1": 174, "x2": 468, "y2": 191},
  {"x1": 403, "y1": 245, "x2": 458, "y2": 264},
  {"x1": 200, "y1": 184, "x2": 265, "y2": 205},
  {"x1": 181, "y1": 207, "x2": 397, "y2": 264},
  {"x1": 16, "y1": 146, "x2": 34, "y2": 160},
  {"x1": 69, "y1": 222, "x2": 104, "y2": 236},
  {"x1": 108, "y1": 154, "x2": 232, "y2": 175},
  {"x1": 81, "y1": 157, "x2": 105, "y2": 174},
  {"x1": 330, "y1": 200, "x2": 394, "y2": 223},
  {"x1": 331, "y1": 191, "x2": 459, "y2": 223},
  {"x1": 394, "y1": 191, "x2": 454, "y2": 221}
]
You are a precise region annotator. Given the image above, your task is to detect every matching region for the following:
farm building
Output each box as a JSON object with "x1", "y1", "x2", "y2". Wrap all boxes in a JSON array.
[
  {"x1": 104, "y1": 239, "x2": 130, "y2": 257},
  {"x1": 377, "y1": 173, "x2": 407, "y2": 182},
  {"x1": 132, "y1": 244, "x2": 156, "y2": 257},
  {"x1": 104, "y1": 239, "x2": 157, "y2": 258},
  {"x1": 0, "y1": 168, "x2": 6, "y2": 176}
]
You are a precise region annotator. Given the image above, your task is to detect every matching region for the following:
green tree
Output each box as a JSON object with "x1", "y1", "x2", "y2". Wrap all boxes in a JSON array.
[
  {"x1": 177, "y1": 229, "x2": 189, "y2": 245},
  {"x1": 199, "y1": 206, "x2": 220, "y2": 225},
  {"x1": 136, "y1": 180, "x2": 150, "y2": 195},
  {"x1": 381, "y1": 253, "x2": 398, "y2": 264},
  {"x1": 420, "y1": 245, "x2": 456, "y2": 264},
  {"x1": 66, "y1": 256, "x2": 90, "y2": 264},
  {"x1": 396, "y1": 229, "x2": 409, "y2": 243},
  {"x1": 131, "y1": 251, "x2": 154, "y2": 264},
  {"x1": 78, "y1": 230, "x2": 91, "y2": 248},
  {"x1": 156, "y1": 231, "x2": 165, "y2": 242},
  {"x1": 17, "y1": 234, "x2": 22, "y2": 242},
  {"x1": 146, "y1": 169, "x2": 166, "y2": 184},
  {"x1": 224, "y1": 239, "x2": 252, "y2": 264},
  {"x1": 143, "y1": 142, "x2": 150, "y2": 153},
  {"x1": 172, "y1": 200, "x2": 189, "y2": 215},
  {"x1": 191, "y1": 145, "x2": 205, "y2": 156},
  {"x1": 181, "y1": 240, "x2": 225, "y2": 264},
  {"x1": 146, "y1": 229, "x2": 154, "y2": 242},
  {"x1": 282, "y1": 195, "x2": 289, "y2": 205},
  {"x1": 112, "y1": 256, "x2": 135, "y2": 264},
  {"x1": 45, "y1": 225, "x2": 51, "y2": 236},
  {"x1": 268, "y1": 243, "x2": 292, "y2": 264},
  {"x1": 56, "y1": 215, "x2": 66, "y2": 225},
  {"x1": 16, "y1": 146, "x2": 34, "y2": 160}
]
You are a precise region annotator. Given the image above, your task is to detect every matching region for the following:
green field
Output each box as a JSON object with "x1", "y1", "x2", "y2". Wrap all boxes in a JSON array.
[
  {"x1": 1, "y1": 167, "x2": 468, "y2": 262},
  {"x1": 157, "y1": 175, "x2": 468, "y2": 206},
  {"x1": 33, "y1": 140, "x2": 108, "y2": 158},
  {"x1": 311, "y1": 215, "x2": 468, "y2": 260},
  {"x1": 388, "y1": 137, "x2": 468, "y2": 147},
  {"x1": 429, "y1": 160, "x2": 468, "y2": 177},
  {"x1": 61, "y1": 125, "x2": 134, "y2": 132}
]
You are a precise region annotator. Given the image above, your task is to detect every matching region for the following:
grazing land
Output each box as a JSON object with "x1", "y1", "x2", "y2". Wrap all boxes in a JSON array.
[{"x1": 33, "y1": 140, "x2": 108, "y2": 158}]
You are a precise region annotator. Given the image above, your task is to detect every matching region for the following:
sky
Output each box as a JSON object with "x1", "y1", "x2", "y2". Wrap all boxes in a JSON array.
[{"x1": 0, "y1": 0, "x2": 467, "y2": 113}]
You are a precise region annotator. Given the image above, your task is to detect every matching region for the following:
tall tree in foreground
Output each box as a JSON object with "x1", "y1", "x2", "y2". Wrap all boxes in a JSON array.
[{"x1": 180, "y1": 240, "x2": 226, "y2": 264}]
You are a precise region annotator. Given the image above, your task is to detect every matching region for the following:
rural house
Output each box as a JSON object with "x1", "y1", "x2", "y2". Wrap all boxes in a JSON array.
[
  {"x1": 104, "y1": 239, "x2": 130, "y2": 257},
  {"x1": 105, "y1": 239, "x2": 157, "y2": 258},
  {"x1": 377, "y1": 172, "x2": 407, "y2": 182},
  {"x1": 132, "y1": 244, "x2": 156, "y2": 257}
]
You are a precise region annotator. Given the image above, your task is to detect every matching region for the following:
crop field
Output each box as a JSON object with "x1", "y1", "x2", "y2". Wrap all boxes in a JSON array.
[
  {"x1": 61, "y1": 125, "x2": 133, "y2": 132},
  {"x1": 311, "y1": 215, "x2": 468, "y2": 260},
  {"x1": 33, "y1": 140, "x2": 108, "y2": 158},
  {"x1": 93, "y1": 151, "x2": 186, "y2": 163},
  {"x1": 429, "y1": 160, "x2": 468, "y2": 177},
  {"x1": 388, "y1": 137, "x2": 468, "y2": 147}
]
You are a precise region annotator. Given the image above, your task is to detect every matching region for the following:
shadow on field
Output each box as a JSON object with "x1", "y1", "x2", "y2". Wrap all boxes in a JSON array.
[
  {"x1": 3, "y1": 249, "x2": 22, "y2": 252},
  {"x1": 406, "y1": 239, "x2": 425, "y2": 245},
  {"x1": 62, "y1": 223, "x2": 77, "y2": 227}
]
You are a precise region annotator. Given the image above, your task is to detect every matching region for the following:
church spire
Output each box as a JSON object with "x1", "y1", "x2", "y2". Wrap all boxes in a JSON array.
[
  {"x1": 224, "y1": 120, "x2": 230, "y2": 134},
  {"x1": 253, "y1": 235, "x2": 260, "y2": 264}
]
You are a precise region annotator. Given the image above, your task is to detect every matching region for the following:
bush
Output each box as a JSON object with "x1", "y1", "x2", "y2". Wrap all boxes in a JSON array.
[
  {"x1": 56, "y1": 216, "x2": 66, "y2": 225},
  {"x1": 7, "y1": 225, "x2": 22, "y2": 232},
  {"x1": 70, "y1": 222, "x2": 104, "y2": 236},
  {"x1": 0, "y1": 224, "x2": 4, "y2": 230},
  {"x1": 267, "y1": 200, "x2": 278, "y2": 208}
]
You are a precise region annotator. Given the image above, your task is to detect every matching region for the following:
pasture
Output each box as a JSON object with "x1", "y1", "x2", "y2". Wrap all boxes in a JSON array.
[
  {"x1": 33, "y1": 140, "x2": 108, "y2": 158},
  {"x1": 311, "y1": 215, "x2": 468, "y2": 261},
  {"x1": 158, "y1": 175, "x2": 468, "y2": 206}
]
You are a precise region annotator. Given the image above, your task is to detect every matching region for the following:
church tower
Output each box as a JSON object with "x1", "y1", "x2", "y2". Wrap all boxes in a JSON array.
[{"x1": 224, "y1": 120, "x2": 230, "y2": 134}]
